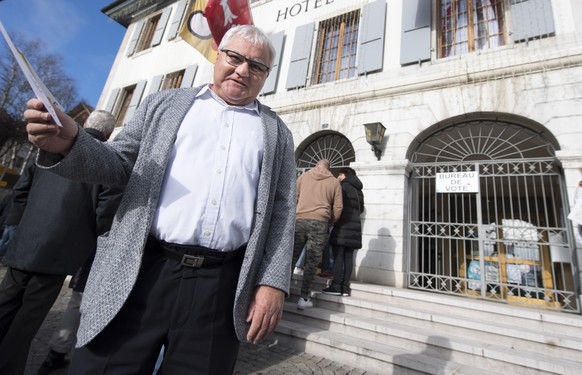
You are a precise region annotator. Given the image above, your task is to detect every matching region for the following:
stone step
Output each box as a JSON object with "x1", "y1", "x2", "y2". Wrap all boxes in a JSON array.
[
  {"x1": 285, "y1": 277, "x2": 582, "y2": 374},
  {"x1": 313, "y1": 293, "x2": 582, "y2": 354},
  {"x1": 349, "y1": 283, "x2": 582, "y2": 336},
  {"x1": 275, "y1": 319, "x2": 500, "y2": 375},
  {"x1": 291, "y1": 277, "x2": 582, "y2": 337},
  {"x1": 290, "y1": 277, "x2": 582, "y2": 342},
  {"x1": 282, "y1": 301, "x2": 582, "y2": 374}
]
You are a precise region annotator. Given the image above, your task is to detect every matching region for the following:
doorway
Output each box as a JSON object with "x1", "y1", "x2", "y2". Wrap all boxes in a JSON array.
[{"x1": 407, "y1": 114, "x2": 579, "y2": 313}]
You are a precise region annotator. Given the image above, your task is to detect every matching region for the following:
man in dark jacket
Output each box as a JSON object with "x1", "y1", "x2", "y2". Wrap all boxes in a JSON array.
[
  {"x1": 0, "y1": 110, "x2": 123, "y2": 374},
  {"x1": 322, "y1": 167, "x2": 364, "y2": 297}
]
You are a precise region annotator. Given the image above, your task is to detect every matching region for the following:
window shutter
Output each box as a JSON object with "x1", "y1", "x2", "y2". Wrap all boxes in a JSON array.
[
  {"x1": 124, "y1": 80, "x2": 147, "y2": 125},
  {"x1": 168, "y1": 0, "x2": 188, "y2": 40},
  {"x1": 104, "y1": 88, "x2": 120, "y2": 114},
  {"x1": 152, "y1": 8, "x2": 172, "y2": 47},
  {"x1": 148, "y1": 75, "x2": 164, "y2": 96},
  {"x1": 400, "y1": 0, "x2": 431, "y2": 66},
  {"x1": 127, "y1": 20, "x2": 145, "y2": 57},
  {"x1": 180, "y1": 64, "x2": 198, "y2": 88},
  {"x1": 358, "y1": 0, "x2": 387, "y2": 75},
  {"x1": 285, "y1": 23, "x2": 314, "y2": 90},
  {"x1": 510, "y1": 0, "x2": 555, "y2": 41},
  {"x1": 260, "y1": 31, "x2": 285, "y2": 96}
]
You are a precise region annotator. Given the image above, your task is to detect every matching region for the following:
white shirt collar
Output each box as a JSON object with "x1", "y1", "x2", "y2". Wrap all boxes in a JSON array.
[{"x1": 198, "y1": 84, "x2": 261, "y2": 115}]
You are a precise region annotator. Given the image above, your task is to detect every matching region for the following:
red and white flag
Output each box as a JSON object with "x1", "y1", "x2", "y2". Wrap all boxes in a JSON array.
[
  {"x1": 180, "y1": 0, "x2": 253, "y2": 63},
  {"x1": 204, "y1": 0, "x2": 253, "y2": 46}
]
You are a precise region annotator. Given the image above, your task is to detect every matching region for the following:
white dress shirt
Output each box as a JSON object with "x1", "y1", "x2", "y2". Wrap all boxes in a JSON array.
[{"x1": 151, "y1": 85, "x2": 264, "y2": 251}]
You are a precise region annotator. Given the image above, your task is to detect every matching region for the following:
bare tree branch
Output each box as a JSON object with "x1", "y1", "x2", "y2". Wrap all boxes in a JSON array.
[{"x1": 0, "y1": 32, "x2": 80, "y2": 171}]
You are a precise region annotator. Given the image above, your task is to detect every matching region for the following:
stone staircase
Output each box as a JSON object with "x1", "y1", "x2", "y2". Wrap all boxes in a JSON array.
[{"x1": 272, "y1": 275, "x2": 582, "y2": 374}]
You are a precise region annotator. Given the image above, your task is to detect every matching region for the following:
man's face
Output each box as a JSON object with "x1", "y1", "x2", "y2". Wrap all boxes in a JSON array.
[{"x1": 212, "y1": 36, "x2": 270, "y2": 106}]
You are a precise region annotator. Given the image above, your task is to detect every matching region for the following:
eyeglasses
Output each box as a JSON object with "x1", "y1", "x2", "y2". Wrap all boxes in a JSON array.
[{"x1": 220, "y1": 48, "x2": 270, "y2": 75}]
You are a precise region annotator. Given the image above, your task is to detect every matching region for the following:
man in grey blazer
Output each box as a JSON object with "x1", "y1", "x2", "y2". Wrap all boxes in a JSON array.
[{"x1": 23, "y1": 25, "x2": 296, "y2": 374}]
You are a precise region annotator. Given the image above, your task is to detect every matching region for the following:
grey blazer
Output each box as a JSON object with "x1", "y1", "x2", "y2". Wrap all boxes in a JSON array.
[{"x1": 38, "y1": 86, "x2": 297, "y2": 347}]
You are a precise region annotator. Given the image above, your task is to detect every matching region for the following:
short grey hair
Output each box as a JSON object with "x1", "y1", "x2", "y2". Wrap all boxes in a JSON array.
[
  {"x1": 218, "y1": 25, "x2": 276, "y2": 68},
  {"x1": 84, "y1": 110, "x2": 116, "y2": 139}
]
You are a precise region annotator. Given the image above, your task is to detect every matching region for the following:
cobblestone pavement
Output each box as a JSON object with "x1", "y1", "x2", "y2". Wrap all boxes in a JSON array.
[{"x1": 0, "y1": 266, "x2": 372, "y2": 375}]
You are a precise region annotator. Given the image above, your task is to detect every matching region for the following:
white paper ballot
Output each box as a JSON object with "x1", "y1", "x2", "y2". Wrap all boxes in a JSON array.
[{"x1": 0, "y1": 20, "x2": 63, "y2": 127}]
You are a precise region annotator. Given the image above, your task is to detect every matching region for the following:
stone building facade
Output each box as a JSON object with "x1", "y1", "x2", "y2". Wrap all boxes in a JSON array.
[{"x1": 100, "y1": 0, "x2": 582, "y2": 313}]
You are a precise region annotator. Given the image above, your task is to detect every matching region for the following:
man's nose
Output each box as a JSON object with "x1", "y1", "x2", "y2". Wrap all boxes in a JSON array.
[{"x1": 234, "y1": 62, "x2": 250, "y2": 77}]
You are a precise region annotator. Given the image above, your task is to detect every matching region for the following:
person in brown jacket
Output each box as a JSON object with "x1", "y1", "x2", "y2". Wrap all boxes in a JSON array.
[{"x1": 292, "y1": 159, "x2": 342, "y2": 309}]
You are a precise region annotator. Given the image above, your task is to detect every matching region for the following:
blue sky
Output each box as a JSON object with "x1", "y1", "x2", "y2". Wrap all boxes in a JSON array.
[{"x1": 0, "y1": 0, "x2": 126, "y2": 107}]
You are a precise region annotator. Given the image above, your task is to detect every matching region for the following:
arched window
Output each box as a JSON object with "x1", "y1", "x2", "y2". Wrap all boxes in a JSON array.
[{"x1": 295, "y1": 132, "x2": 355, "y2": 176}]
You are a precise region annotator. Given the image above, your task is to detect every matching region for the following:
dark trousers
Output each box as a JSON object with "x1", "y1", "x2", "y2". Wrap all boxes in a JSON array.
[
  {"x1": 0, "y1": 268, "x2": 66, "y2": 374},
  {"x1": 70, "y1": 237, "x2": 244, "y2": 375},
  {"x1": 331, "y1": 246, "x2": 355, "y2": 289}
]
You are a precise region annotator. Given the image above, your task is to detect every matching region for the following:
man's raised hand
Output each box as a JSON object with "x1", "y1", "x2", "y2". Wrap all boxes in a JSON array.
[{"x1": 24, "y1": 98, "x2": 79, "y2": 156}]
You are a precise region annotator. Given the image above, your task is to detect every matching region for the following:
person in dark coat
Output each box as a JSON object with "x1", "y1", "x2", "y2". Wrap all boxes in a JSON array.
[
  {"x1": 0, "y1": 110, "x2": 123, "y2": 374},
  {"x1": 0, "y1": 193, "x2": 12, "y2": 237},
  {"x1": 323, "y1": 167, "x2": 364, "y2": 297},
  {"x1": 0, "y1": 192, "x2": 19, "y2": 258}
]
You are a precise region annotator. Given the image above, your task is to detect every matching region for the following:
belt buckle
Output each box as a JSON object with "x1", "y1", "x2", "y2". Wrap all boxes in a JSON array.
[{"x1": 181, "y1": 254, "x2": 204, "y2": 268}]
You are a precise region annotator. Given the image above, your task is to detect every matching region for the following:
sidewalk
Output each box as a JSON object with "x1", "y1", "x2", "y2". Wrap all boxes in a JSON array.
[{"x1": 1, "y1": 266, "x2": 372, "y2": 374}]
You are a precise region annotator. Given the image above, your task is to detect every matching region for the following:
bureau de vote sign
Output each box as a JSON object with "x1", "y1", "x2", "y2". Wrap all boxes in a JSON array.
[{"x1": 435, "y1": 171, "x2": 479, "y2": 193}]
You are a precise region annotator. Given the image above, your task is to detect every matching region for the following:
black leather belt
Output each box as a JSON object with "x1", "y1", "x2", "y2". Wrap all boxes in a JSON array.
[{"x1": 147, "y1": 235, "x2": 245, "y2": 268}]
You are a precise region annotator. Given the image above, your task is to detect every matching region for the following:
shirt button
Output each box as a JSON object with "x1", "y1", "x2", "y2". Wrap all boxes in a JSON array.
[
  {"x1": 225, "y1": 123, "x2": 230, "y2": 128},
  {"x1": 211, "y1": 199, "x2": 217, "y2": 205},
  {"x1": 204, "y1": 231, "x2": 211, "y2": 237},
  {"x1": 221, "y1": 145, "x2": 226, "y2": 150},
  {"x1": 217, "y1": 169, "x2": 222, "y2": 174}
]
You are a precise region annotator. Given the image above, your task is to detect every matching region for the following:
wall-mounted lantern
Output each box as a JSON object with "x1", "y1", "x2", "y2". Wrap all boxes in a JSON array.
[{"x1": 364, "y1": 122, "x2": 386, "y2": 160}]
